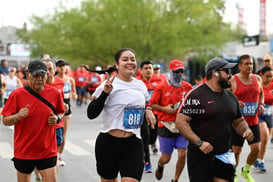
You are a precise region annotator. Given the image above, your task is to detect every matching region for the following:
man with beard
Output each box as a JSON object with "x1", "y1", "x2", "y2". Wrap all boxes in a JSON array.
[
  {"x1": 175, "y1": 57, "x2": 254, "y2": 182},
  {"x1": 230, "y1": 54, "x2": 264, "y2": 182},
  {"x1": 149, "y1": 59, "x2": 192, "y2": 182}
]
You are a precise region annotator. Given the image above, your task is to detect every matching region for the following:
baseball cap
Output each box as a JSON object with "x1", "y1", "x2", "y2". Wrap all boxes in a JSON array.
[
  {"x1": 153, "y1": 64, "x2": 161, "y2": 69},
  {"x1": 56, "y1": 59, "x2": 68, "y2": 67},
  {"x1": 205, "y1": 57, "x2": 237, "y2": 76},
  {"x1": 169, "y1": 59, "x2": 184, "y2": 71},
  {"x1": 263, "y1": 55, "x2": 272, "y2": 62},
  {"x1": 28, "y1": 60, "x2": 47, "y2": 76}
]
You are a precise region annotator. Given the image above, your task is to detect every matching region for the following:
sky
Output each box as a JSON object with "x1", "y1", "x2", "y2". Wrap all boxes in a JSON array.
[{"x1": 0, "y1": 0, "x2": 272, "y2": 35}]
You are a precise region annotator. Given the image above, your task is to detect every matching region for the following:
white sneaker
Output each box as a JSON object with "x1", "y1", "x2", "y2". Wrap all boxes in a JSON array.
[{"x1": 58, "y1": 157, "x2": 66, "y2": 166}]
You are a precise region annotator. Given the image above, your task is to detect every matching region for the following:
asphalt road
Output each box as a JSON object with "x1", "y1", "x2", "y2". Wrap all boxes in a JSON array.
[{"x1": 0, "y1": 102, "x2": 273, "y2": 182}]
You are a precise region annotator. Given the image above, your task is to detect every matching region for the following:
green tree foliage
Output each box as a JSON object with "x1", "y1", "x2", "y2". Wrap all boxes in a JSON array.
[{"x1": 17, "y1": 0, "x2": 242, "y2": 68}]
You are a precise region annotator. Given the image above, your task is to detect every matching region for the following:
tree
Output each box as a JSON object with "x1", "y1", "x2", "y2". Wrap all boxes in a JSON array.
[{"x1": 17, "y1": 0, "x2": 242, "y2": 68}]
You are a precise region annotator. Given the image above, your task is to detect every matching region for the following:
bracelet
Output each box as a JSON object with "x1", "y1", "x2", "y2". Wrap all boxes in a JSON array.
[
  {"x1": 146, "y1": 106, "x2": 152, "y2": 111},
  {"x1": 259, "y1": 103, "x2": 265, "y2": 106},
  {"x1": 13, "y1": 114, "x2": 18, "y2": 123}
]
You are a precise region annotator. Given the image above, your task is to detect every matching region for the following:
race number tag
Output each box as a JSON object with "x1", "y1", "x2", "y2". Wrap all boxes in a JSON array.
[
  {"x1": 215, "y1": 151, "x2": 236, "y2": 169},
  {"x1": 123, "y1": 108, "x2": 145, "y2": 129},
  {"x1": 260, "y1": 104, "x2": 273, "y2": 116},
  {"x1": 78, "y1": 77, "x2": 85, "y2": 82},
  {"x1": 146, "y1": 90, "x2": 154, "y2": 103},
  {"x1": 241, "y1": 102, "x2": 258, "y2": 116}
]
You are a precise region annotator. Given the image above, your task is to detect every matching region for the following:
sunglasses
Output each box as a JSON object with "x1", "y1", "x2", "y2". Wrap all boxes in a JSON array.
[{"x1": 173, "y1": 69, "x2": 184, "y2": 74}]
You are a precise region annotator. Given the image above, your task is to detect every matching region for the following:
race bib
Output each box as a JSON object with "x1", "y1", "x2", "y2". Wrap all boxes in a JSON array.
[
  {"x1": 241, "y1": 102, "x2": 258, "y2": 116},
  {"x1": 6, "y1": 89, "x2": 14, "y2": 97},
  {"x1": 146, "y1": 90, "x2": 154, "y2": 103},
  {"x1": 63, "y1": 82, "x2": 71, "y2": 93},
  {"x1": 260, "y1": 104, "x2": 273, "y2": 116},
  {"x1": 91, "y1": 77, "x2": 99, "y2": 83},
  {"x1": 78, "y1": 77, "x2": 85, "y2": 82},
  {"x1": 123, "y1": 108, "x2": 145, "y2": 129},
  {"x1": 215, "y1": 151, "x2": 236, "y2": 169}
]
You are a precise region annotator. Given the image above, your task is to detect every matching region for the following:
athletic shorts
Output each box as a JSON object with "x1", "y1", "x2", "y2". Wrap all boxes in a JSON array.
[
  {"x1": 259, "y1": 115, "x2": 273, "y2": 128},
  {"x1": 158, "y1": 135, "x2": 188, "y2": 155},
  {"x1": 12, "y1": 156, "x2": 57, "y2": 174},
  {"x1": 76, "y1": 86, "x2": 86, "y2": 97},
  {"x1": 64, "y1": 98, "x2": 72, "y2": 116},
  {"x1": 56, "y1": 128, "x2": 64, "y2": 146},
  {"x1": 231, "y1": 124, "x2": 260, "y2": 147},
  {"x1": 187, "y1": 149, "x2": 234, "y2": 182},
  {"x1": 95, "y1": 132, "x2": 144, "y2": 181}
]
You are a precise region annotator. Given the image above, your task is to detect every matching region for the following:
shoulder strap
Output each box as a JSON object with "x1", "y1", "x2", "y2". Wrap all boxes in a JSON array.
[{"x1": 24, "y1": 85, "x2": 57, "y2": 115}]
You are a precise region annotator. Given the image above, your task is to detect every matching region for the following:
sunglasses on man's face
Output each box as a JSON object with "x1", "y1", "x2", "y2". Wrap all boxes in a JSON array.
[{"x1": 173, "y1": 69, "x2": 184, "y2": 74}]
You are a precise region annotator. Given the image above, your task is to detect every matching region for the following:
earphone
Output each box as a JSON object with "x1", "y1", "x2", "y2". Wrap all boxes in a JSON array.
[{"x1": 214, "y1": 72, "x2": 219, "y2": 77}]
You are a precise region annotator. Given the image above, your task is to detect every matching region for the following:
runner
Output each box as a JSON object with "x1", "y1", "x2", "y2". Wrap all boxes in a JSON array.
[
  {"x1": 230, "y1": 54, "x2": 264, "y2": 182},
  {"x1": 136, "y1": 60, "x2": 163, "y2": 173},
  {"x1": 149, "y1": 59, "x2": 192, "y2": 182},
  {"x1": 56, "y1": 59, "x2": 77, "y2": 166},
  {"x1": 87, "y1": 48, "x2": 156, "y2": 182},
  {"x1": 254, "y1": 66, "x2": 273, "y2": 172}
]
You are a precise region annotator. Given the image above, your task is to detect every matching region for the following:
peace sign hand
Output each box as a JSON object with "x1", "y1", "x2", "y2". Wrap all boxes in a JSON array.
[{"x1": 104, "y1": 73, "x2": 115, "y2": 94}]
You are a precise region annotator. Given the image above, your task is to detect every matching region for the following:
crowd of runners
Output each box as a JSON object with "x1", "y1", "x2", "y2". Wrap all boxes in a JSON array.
[{"x1": 0, "y1": 50, "x2": 273, "y2": 182}]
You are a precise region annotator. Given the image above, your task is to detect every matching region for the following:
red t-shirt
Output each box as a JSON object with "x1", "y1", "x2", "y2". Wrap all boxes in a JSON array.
[
  {"x1": 74, "y1": 70, "x2": 88, "y2": 87},
  {"x1": 149, "y1": 80, "x2": 192, "y2": 127},
  {"x1": 263, "y1": 82, "x2": 273, "y2": 105},
  {"x1": 87, "y1": 73, "x2": 102, "y2": 91},
  {"x1": 234, "y1": 74, "x2": 260, "y2": 125},
  {"x1": 46, "y1": 76, "x2": 65, "y2": 129},
  {"x1": 1, "y1": 85, "x2": 65, "y2": 159}
]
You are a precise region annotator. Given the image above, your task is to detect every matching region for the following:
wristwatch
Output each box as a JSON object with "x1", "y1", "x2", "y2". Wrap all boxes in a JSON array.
[{"x1": 196, "y1": 139, "x2": 203, "y2": 147}]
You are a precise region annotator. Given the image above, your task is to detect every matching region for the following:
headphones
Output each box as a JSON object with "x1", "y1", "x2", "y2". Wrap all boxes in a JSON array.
[{"x1": 214, "y1": 72, "x2": 219, "y2": 77}]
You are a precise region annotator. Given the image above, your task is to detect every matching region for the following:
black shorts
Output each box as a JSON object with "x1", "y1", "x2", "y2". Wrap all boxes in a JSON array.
[
  {"x1": 64, "y1": 98, "x2": 72, "y2": 116},
  {"x1": 231, "y1": 124, "x2": 260, "y2": 146},
  {"x1": 12, "y1": 156, "x2": 57, "y2": 174},
  {"x1": 95, "y1": 132, "x2": 144, "y2": 181},
  {"x1": 187, "y1": 149, "x2": 234, "y2": 182}
]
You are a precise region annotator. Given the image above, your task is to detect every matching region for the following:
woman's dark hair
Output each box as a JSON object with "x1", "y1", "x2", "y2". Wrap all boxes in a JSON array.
[
  {"x1": 257, "y1": 66, "x2": 272, "y2": 75},
  {"x1": 114, "y1": 48, "x2": 135, "y2": 63}
]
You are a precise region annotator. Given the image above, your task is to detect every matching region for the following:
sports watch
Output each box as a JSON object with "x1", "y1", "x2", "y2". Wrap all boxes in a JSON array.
[{"x1": 196, "y1": 139, "x2": 203, "y2": 147}]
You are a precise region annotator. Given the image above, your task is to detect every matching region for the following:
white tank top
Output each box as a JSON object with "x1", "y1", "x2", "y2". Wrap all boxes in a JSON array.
[{"x1": 4, "y1": 76, "x2": 18, "y2": 99}]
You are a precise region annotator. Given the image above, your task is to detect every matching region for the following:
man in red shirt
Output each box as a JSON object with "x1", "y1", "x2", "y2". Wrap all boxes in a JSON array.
[
  {"x1": 230, "y1": 54, "x2": 264, "y2": 182},
  {"x1": 2, "y1": 60, "x2": 65, "y2": 182},
  {"x1": 136, "y1": 60, "x2": 163, "y2": 173},
  {"x1": 42, "y1": 57, "x2": 68, "y2": 168},
  {"x1": 149, "y1": 59, "x2": 192, "y2": 182}
]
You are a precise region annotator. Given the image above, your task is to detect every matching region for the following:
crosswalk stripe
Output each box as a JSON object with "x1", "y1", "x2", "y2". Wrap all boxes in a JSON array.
[
  {"x1": 65, "y1": 140, "x2": 91, "y2": 156},
  {"x1": 83, "y1": 139, "x2": 96, "y2": 147},
  {"x1": 0, "y1": 142, "x2": 13, "y2": 159}
]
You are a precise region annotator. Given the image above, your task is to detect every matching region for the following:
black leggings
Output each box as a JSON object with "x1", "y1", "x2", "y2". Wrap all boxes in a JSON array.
[{"x1": 141, "y1": 116, "x2": 150, "y2": 163}]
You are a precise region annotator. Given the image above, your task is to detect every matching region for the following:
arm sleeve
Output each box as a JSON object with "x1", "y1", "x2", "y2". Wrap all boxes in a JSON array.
[{"x1": 87, "y1": 91, "x2": 109, "y2": 119}]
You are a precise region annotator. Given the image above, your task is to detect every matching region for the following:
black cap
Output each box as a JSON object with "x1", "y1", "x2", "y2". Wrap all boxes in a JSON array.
[
  {"x1": 56, "y1": 59, "x2": 68, "y2": 67},
  {"x1": 28, "y1": 60, "x2": 47, "y2": 76},
  {"x1": 205, "y1": 57, "x2": 237, "y2": 76}
]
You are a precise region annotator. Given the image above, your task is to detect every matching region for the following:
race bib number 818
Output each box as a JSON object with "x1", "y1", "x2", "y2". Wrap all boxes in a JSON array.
[{"x1": 123, "y1": 108, "x2": 145, "y2": 129}]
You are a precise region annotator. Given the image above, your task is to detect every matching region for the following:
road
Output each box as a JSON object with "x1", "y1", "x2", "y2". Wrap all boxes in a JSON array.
[{"x1": 0, "y1": 102, "x2": 273, "y2": 182}]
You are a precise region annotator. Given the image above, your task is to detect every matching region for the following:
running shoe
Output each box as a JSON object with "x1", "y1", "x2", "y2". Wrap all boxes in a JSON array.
[
  {"x1": 144, "y1": 162, "x2": 152, "y2": 173},
  {"x1": 35, "y1": 177, "x2": 42, "y2": 182},
  {"x1": 155, "y1": 164, "x2": 164, "y2": 180},
  {"x1": 58, "y1": 157, "x2": 66, "y2": 166},
  {"x1": 257, "y1": 162, "x2": 266, "y2": 172},
  {"x1": 233, "y1": 174, "x2": 238, "y2": 182},
  {"x1": 171, "y1": 180, "x2": 178, "y2": 182},
  {"x1": 241, "y1": 167, "x2": 255, "y2": 182},
  {"x1": 151, "y1": 144, "x2": 158, "y2": 154},
  {"x1": 253, "y1": 160, "x2": 259, "y2": 168}
]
